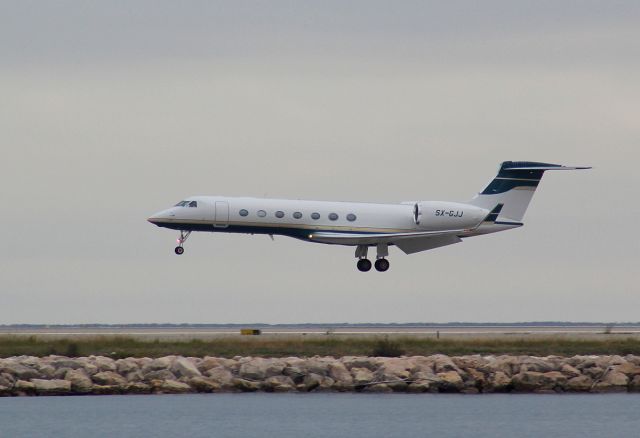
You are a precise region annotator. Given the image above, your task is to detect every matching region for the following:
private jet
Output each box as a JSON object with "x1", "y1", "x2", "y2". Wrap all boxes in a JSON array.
[{"x1": 148, "y1": 161, "x2": 589, "y2": 272}]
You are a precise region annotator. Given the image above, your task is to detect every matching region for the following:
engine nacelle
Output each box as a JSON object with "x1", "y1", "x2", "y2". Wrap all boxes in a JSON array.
[{"x1": 413, "y1": 201, "x2": 487, "y2": 231}]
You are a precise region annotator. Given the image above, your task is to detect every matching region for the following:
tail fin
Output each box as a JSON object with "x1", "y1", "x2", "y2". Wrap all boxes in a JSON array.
[{"x1": 469, "y1": 161, "x2": 590, "y2": 222}]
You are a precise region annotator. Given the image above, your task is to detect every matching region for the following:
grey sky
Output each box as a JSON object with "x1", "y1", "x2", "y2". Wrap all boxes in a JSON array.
[{"x1": 1, "y1": 1, "x2": 638, "y2": 324}]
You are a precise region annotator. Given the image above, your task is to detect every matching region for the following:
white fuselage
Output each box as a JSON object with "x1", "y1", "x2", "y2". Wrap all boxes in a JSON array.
[{"x1": 147, "y1": 196, "x2": 491, "y2": 244}]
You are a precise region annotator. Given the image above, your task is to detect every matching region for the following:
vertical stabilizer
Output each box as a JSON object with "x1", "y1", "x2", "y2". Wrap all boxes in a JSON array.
[{"x1": 469, "y1": 161, "x2": 590, "y2": 222}]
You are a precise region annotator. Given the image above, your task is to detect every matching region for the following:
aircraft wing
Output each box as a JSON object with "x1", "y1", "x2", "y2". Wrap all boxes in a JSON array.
[{"x1": 309, "y1": 229, "x2": 465, "y2": 254}]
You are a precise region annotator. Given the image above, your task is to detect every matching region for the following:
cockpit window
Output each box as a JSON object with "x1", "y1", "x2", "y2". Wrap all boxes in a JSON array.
[{"x1": 174, "y1": 200, "x2": 198, "y2": 207}]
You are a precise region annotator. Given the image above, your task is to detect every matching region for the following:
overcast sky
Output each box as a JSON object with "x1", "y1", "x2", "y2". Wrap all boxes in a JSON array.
[{"x1": 1, "y1": 1, "x2": 638, "y2": 324}]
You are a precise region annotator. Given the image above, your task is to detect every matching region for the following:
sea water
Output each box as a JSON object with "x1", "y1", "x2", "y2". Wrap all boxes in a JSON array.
[{"x1": 1, "y1": 393, "x2": 639, "y2": 438}]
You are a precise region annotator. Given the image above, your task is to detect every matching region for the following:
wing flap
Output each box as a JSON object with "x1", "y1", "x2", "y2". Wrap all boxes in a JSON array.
[{"x1": 309, "y1": 229, "x2": 466, "y2": 246}]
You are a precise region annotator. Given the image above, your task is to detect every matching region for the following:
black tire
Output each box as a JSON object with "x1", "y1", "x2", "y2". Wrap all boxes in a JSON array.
[
  {"x1": 175, "y1": 246, "x2": 184, "y2": 255},
  {"x1": 375, "y1": 258, "x2": 390, "y2": 272},
  {"x1": 357, "y1": 259, "x2": 372, "y2": 272}
]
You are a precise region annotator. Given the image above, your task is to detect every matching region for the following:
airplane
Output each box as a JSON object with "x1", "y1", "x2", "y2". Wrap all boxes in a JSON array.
[{"x1": 148, "y1": 161, "x2": 590, "y2": 272}]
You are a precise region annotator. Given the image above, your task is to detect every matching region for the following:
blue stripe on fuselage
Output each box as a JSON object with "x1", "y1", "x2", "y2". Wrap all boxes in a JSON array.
[{"x1": 151, "y1": 221, "x2": 384, "y2": 241}]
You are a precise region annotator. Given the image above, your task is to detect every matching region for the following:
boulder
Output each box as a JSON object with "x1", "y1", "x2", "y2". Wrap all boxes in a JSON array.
[
  {"x1": 299, "y1": 373, "x2": 324, "y2": 392},
  {"x1": 592, "y1": 371, "x2": 629, "y2": 393},
  {"x1": 143, "y1": 370, "x2": 177, "y2": 382},
  {"x1": 560, "y1": 364, "x2": 582, "y2": 378},
  {"x1": 37, "y1": 365, "x2": 56, "y2": 379},
  {"x1": 363, "y1": 383, "x2": 393, "y2": 393},
  {"x1": 159, "y1": 380, "x2": 191, "y2": 394},
  {"x1": 142, "y1": 357, "x2": 174, "y2": 373},
  {"x1": 14, "y1": 380, "x2": 36, "y2": 394},
  {"x1": 239, "y1": 359, "x2": 284, "y2": 380},
  {"x1": 65, "y1": 369, "x2": 93, "y2": 394},
  {"x1": 486, "y1": 371, "x2": 511, "y2": 392},
  {"x1": 406, "y1": 381, "x2": 432, "y2": 393},
  {"x1": 351, "y1": 367, "x2": 374, "y2": 386},
  {"x1": 116, "y1": 359, "x2": 139, "y2": 375},
  {"x1": 629, "y1": 375, "x2": 640, "y2": 392},
  {"x1": 613, "y1": 362, "x2": 640, "y2": 376},
  {"x1": 91, "y1": 356, "x2": 117, "y2": 372},
  {"x1": 567, "y1": 375, "x2": 593, "y2": 392},
  {"x1": 205, "y1": 367, "x2": 234, "y2": 386},
  {"x1": 518, "y1": 357, "x2": 555, "y2": 373},
  {"x1": 263, "y1": 376, "x2": 295, "y2": 392},
  {"x1": 436, "y1": 371, "x2": 464, "y2": 392},
  {"x1": 171, "y1": 357, "x2": 202, "y2": 379},
  {"x1": 51, "y1": 358, "x2": 84, "y2": 370},
  {"x1": 328, "y1": 362, "x2": 353, "y2": 386},
  {"x1": 189, "y1": 377, "x2": 221, "y2": 393},
  {"x1": 91, "y1": 385, "x2": 121, "y2": 395},
  {"x1": 583, "y1": 367, "x2": 606, "y2": 379},
  {"x1": 283, "y1": 366, "x2": 306, "y2": 384},
  {"x1": 342, "y1": 357, "x2": 379, "y2": 371},
  {"x1": 126, "y1": 382, "x2": 152, "y2": 394},
  {"x1": 197, "y1": 357, "x2": 225, "y2": 373},
  {"x1": 302, "y1": 358, "x2": 332, "y2": 376},
  {"x1": 0, "y1": 363, "x2": 40, "y2": 380},
  {"x1": 0, "y1": 373, "x2": 15, "y2": 388},
  {"x1": 232, "y1": 378, "x2": 261, "y2": 392},
  {"x1": 92, "y1": 371, "x2": 127, "y2": 387},
  {"x1": 32, "y1": 379, "x2": 71, "y2": 395},
  {"x1": 432, "y1": 355, "x2": 461, "y2": 374}
]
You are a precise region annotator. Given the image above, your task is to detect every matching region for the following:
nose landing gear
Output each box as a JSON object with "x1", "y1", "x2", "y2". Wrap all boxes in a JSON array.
[{"x1": 174, "y1": 230, "x2": 191, "y2": 255}]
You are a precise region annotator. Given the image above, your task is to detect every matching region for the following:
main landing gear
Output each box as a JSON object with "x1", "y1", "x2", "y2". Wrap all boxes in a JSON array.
[
  {"x1": 174, "y1": 230, "x2": 191, "y2": 255},
  {"x1": 355, "y1": 244, "x2": 390, "y2": 272}
]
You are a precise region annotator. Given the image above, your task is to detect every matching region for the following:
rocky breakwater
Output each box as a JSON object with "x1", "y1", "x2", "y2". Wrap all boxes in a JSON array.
[{"x1": 2, "y1": 354, "x2": 640, "y2": 396}]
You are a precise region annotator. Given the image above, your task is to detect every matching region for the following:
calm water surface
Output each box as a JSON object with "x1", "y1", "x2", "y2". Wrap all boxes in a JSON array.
[{"x1": 1, "y1": 393, "x2": 639, "y2": 438}]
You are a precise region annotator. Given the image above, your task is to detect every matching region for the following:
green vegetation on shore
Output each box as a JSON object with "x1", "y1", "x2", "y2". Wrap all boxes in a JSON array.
[{"x1": 2, "y1": 335, "x2": 640, "y2": 358}]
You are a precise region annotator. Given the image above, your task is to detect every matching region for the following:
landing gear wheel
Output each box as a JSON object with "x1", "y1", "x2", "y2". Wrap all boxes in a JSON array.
[
  {"x1": 357, "y1": 259, "x2": 372, "y2": 272},
  {"x1": 375, "y1": 258, "x2": 390, "y2": 272},
  {"x1": 174, "y1": 246, "x2": 184, "y2": 255}
]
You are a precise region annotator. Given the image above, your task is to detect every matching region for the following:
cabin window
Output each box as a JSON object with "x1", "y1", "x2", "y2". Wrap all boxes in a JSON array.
[
  {"x1": 239, "y1": 209, "x2": 249, "y2": 217},
  {"x1": 347, "y1": 213, "x2": 357, "y2": 222},
  {"x1": 257, "y1": 210, "x2": 267, "y2": 217},
  {"x1": 311, "y1": 212, "x2": 320, "y2": 220},
  {"x1": 293, "y1": 212, "x2": 303, "y2": 219},
  {"x1": 328, "y1": 213, "x2": 339, "y2": 221},
  {"x1": 188, "y1": 201, "x2": 198, "y2": 208},
  {"x1": 275, "y1": 211, "x2": 285, "y2": 218},
  {"x1": 174, "y1": 201, "x2": 189, "y2": 207}
]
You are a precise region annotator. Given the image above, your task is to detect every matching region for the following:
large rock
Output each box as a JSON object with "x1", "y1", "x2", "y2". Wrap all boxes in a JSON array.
[
  {"x1": 485, "y1": 371, "x2": 511, "y2": 392},
  {"x1": 142, "y1": 357, "x2": 174, "y2": 373},
  {"x1": 239, "y1": 359, "x2": 284, "y2": 380},
  {"x1": 613, "y1": 362, "x2": 640, "y2": 376},
  {"x1": 116, "y1": 359, "x2": 140, "y2": 375},
  {"x1": 158, "y1": 380, "x2": 191, "y2": 394},
  {"x1": 205, "y1": 367, "x2": 233, "y2": 386},
  {"x1": 629, "y1": 375, "x2": 640, "y2": 392},
  {"x1": 233, "y1": 378, "x2": 261, "y2": 392},
  {"x1": 437, "y1": 371, "x2": 464, "y2": 392},
  {"x1": 328, "y1": 362, "x2": 353, "y2": 386},
  {"x1": 189, "y1": 377, "x2": 221, "y2": 393},
  {"x1": 92, "y1": 371, "x2": 127, "y2": 387},
  {"x1": 51, "y1": 358, "x2": 84, "y2": 370},
  {"x1": 14, "y1": 380, "x2": 36, "y2": 394},
  {"x1": 91, "y1": 356, "x2": 117, "y2": 372},
  {"x1": 171, "y1": 357, "x2": 202, "y2": 379},
  {"x1": 0, "y1": 363, "x2": 40, "y2": 380},
  {"x1": 197, "y1": 357, "x2": 226, "y2": 373},
  {"x1": 0, "y1": 373, "x2": 15, "y2": 388},
  {"x1": 560, "y1": 364, "x2": 582, "y2": 378},
  {"x1": 143, "y1": 370, "x2": 177, "y2": 382},
  {"x1": 593, "y1": 371, "x2": 629, "y2": 393},
  {"x1": 263, "y1": 376, "x2": 295, "y2": 392},
  {"x1": 65, "y1": 369, "x2": 93, "y2": 394},
  {"x1": 567, "y1": 375, "x2": 593, "y2": 392},
  {"x1": 351, "y1": 367, "x2": 374, "y2": 386},
  {"x1": 32, "y1": 379, "x2": 71, "y2": 395},
  {"x1": 342, "y1": 357, "x2": 379, "y2": 371},
  {"x1": 432, "y1": 355, "x2": 461, "y2": 374}
]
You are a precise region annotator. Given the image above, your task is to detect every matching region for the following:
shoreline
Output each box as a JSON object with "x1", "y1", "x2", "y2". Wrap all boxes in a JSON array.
[{"x1": 2, "y1": 354, "x2": 640, "y2": 396}]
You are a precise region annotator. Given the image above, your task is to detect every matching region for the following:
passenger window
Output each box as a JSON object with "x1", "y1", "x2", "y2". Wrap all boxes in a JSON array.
[
  {"x1": 311, "y1": 212, "x2": 320, "y2": 220},
  {"x1": 189, "y1": 201, "x2": 197, "y2": 208},
  {"x1": 328, "y1": 213, "x2": 338, "y2": 221},
  {"x1": 293, "y1": 212, "x2": 302, "y2": 219},
  {"x1": 275, "y1": 211, "x2": 285, "y2": 218},
  {"x1": 347, "y1": 213, "x2": 357, "y2": 222},
  {"x1": 257, "y1": 210, "x2": 267, "y2": 217},
  {"x1": 239, "y1": 209, "x2": 249, "y2": 217}
]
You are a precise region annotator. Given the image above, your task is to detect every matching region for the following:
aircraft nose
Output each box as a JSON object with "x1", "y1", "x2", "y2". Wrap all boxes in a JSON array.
[{"x1": 147, "y1": 209, "x2": 175, "y2": 225}]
